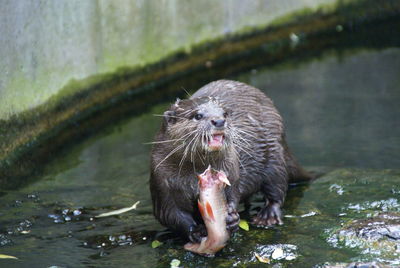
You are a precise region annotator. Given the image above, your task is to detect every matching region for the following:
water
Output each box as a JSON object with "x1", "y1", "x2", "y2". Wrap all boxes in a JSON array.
[
  {"x1": 1, "y1": 48, "x2": 399, "y2": 267},
  {"x1": 238, "y1": 48, "x2": 400, "y2": 170}
]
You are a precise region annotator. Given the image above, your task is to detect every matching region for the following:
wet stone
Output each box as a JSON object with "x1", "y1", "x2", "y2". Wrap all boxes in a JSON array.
[
  {"x1": 73, "y1": 209, "x2": 82, "y2": 216},
  {"x1": 326, "y1": 212, "x2": 400, "y2": 261},
  {"x1": 322, "y1": 261, "x2": 390, "y2": 268},
  {"x1": 5, "y1": 219, "x2": 33, "y2": 235},
  {"x1": 48, "y1": 207, "x2": 87, "y2": 223},
  {"x1": 0, "y1": 234, "x2": 12, "y2": 246},
  {"x1": 253, "y1": 244, "x2": 298, "y2": 262}
]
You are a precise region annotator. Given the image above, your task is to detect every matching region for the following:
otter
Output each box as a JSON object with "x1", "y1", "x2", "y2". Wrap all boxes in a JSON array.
[{"x1": 150, "y1": 80, "x2": 311, "y2": 243}]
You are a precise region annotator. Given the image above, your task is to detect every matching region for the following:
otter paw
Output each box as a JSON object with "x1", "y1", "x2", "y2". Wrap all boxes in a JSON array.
[
  {"x1": 188, "y1": 224, "x2": 207, "y2": 243},
  {"x1": 226, "y1": 205, "x2": 240, "y2": 233},
  {"x1": 252, "y1": 203, "x2": 283, "y2": 227}
]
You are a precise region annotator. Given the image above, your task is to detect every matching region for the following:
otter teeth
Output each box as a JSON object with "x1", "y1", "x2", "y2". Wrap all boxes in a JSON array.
[{"x1": 208, "y1": 134, "x2": 224, "y2": 148}]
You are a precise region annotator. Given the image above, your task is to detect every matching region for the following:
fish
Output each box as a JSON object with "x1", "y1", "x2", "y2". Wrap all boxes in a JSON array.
[{"x1": 184, "y1": 165, "x2": 231, "y2": 256}]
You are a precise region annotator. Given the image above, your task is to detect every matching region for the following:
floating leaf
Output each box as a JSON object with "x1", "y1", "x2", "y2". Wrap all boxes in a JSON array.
[
  {"x1": 0, "y1": 254, "x2": 18, "y2": 259},
  {"x1": 239, "y1": 219, "x2": 249, "y2": 231},
  {"x1": 255, "y1": 253, "x2": 270, "y2": 263},
  {"x1": 170, "y1": 258, "x2": 181, "y2": 268},
  {"x1": 151, "y1": 240, "x2": 162, "y2": 248},
  {"x1": 95, "y1": 201, "x2": 140, "y2": 218}
]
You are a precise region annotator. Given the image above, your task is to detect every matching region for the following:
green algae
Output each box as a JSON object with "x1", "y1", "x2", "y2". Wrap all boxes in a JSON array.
[{"x1": 2, "y1": 0, "x2": 339, "y2": 121}]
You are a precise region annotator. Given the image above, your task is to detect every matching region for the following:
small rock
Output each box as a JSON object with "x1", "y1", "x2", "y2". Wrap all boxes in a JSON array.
[
  {"x1": 323, "y1": 261, "x2": 390, "y2": 268},
  {"x1": 271, "y1": 248, "x2": 284, "y2": 260},
  {"x1": 285, "y1": 255, "x2": 296, "y2": 261},
  {"x1": 73, "y1": 210, "x2": 82, "y2": 216}
]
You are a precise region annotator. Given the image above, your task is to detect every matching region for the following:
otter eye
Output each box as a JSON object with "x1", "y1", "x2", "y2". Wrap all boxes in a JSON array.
[{"x1": 194, "y1": 113, "x2": 203, "y2": 120}]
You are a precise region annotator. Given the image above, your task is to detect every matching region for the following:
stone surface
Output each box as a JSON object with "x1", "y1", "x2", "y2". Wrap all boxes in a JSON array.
[
  {"x1": 326, "y1": 213, "x2": 400, "y2": 260},
  {"x1": 0, "y1": 0, "x2": 336, "y2": 120},
  {"x1": 323, "y1": 262, "x2": 390, "y2": 268}
]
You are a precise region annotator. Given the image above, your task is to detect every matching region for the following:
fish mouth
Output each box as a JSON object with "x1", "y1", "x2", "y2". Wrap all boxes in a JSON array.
[
  {"x1": 197, "y1": 165, "x2": 231, "y2": 189},
  {"x1": 207, "y1": 132, "x2": 225, "y2": 151}
]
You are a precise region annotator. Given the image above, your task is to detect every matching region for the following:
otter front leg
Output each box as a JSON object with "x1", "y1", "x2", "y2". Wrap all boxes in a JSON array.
[
  {"x1": 225, "y1": 187, "x2": 240, "y2": 233},
  {"x1": 252, "y1": 169, "x2": 288, "y2": 226},
  {"x1": 173, "y1": 210, "x2": 207, "y2": 243},
  {"x1": 158, "y1": 204, "x2": 206, "y2": 243},
  {"x1": 252, "y1": 200, "x2": 283, "y2": 226},
  {"x1": 226, "y1": 202, "x2": 240, "y2": 232},
  {"x1": 151, "y1": 183, "x2": 205, "y2": 243}
]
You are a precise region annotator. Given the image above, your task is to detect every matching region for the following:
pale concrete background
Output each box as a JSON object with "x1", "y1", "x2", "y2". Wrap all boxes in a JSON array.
[{"x1": 0, "y1": 0, "x2": 336, "y2": 120}]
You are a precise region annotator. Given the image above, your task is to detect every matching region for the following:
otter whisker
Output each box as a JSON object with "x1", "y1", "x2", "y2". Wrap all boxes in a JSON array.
[
  {"x1": 231, "y1": 145, "x2": 247, "y2": 173},
  {"x1": 231, "y1": 136, "x2": 253, "y2": 158},
  {"x1": 229, "y1": 129, "x2": 253, "y2": 153},
  {"x1": 189, "y1": 133, "x2": 199, "y2": 163},
  {"x1": 181, "y1": 87, "x2": 193, "y2": 98},
  {"x1": 230, "y1": 125, "x2": 257, "y2": 137},
  {"x1": 144, "y1": 138, "x2": 184, "y2": 145},
  {"x1": 229, "y1": 126, "x2": 251, "y2": 140},
  {"x1": 191, "y1": 129, "x2": 206, "y2": 169},
  {"x1": 230, "y1": 126, "x2": 258, "y2": 141},
  {"x1": 178, "y1": 129, "x2": 198, "y2": 139},
  {"x1": 190, "y1": 131, "x2": 203, "y2": 172},
  {"x1": 178, "y1": 145, "x2": 190, "y2": 176},
  {"x1": 196, "y1": 150, "x2": 205, "y2": 166},
  {"x1": 178, "y1": 130, "x2": 201, "y2": 176},
  {"x1": 180, "y1": 109, "x2": 195, "y2": 117},
  {"x1": 235, "y1": 143, "x2": 253, "y2": 158},
  {"x1": 233, "y1": 136, "x2": 252, "y2": 152},
  {"x1": 188, "y1": 132, "x2": 199, "y2": 163},
  {"x1": 155, "y1": 143, "x2": 185, "y2": 170},
  {"x1": 179, "y1": 130, "x2": 198, "y2": 164},
  {"x1": 231, "y1": 129, "x2": 253, "y2": 147},
  {"x1": 152, "y1": 114, "x2": 187, "y2": 120}
]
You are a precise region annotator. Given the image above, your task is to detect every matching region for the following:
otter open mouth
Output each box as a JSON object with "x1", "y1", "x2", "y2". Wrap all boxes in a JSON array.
[{"x1": 207, "y1": 134, "x2": 225, "y2": 151}]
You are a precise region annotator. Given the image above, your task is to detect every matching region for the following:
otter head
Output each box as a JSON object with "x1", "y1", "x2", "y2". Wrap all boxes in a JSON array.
[{"x1": 163, "y1": 97, "x2": 231, "y2": 155}]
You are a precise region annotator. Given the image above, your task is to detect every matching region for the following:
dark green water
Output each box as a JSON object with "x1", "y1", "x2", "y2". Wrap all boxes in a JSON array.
[{"x1": 1, "y1": 48, "x2": 400, "y2": 267}]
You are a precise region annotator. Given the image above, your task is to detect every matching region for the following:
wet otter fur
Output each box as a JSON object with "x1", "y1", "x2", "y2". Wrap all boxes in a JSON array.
[{"x1": 150, "y1": 80, "x2": 311, "y2": 243}]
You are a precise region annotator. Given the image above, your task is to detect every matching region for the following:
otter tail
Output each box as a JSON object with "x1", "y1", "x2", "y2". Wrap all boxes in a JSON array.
[{"x1": 287, "y1": 156, "x2": 328, "y2": 184}]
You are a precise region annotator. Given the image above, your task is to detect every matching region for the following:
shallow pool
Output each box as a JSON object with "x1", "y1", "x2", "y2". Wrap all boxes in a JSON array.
[{"x1": 1, "y1": 48, "x2": 399, "y2": 267}]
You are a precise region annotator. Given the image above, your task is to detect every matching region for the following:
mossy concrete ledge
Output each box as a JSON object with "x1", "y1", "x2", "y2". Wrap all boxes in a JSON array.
[{"x1": 1, "y1": 0, "x2": 400, "y2": 185}]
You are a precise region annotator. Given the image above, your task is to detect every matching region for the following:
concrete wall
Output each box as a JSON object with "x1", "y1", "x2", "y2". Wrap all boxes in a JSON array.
[{"x1": 0, "y1": 0, "x2": 336, "y2": 120}]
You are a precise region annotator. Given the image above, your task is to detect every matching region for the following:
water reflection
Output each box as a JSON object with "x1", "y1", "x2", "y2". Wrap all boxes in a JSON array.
[{"x1": 238, "y1": 48, "x2": 400, "y2": 169}]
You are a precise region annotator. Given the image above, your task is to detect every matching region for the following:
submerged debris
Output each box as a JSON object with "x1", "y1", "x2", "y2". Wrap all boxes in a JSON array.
[
  {"x1": 284, "y1": 210, "x2": 319, "y2": 218},
  {"x1": 329, "y1": 184, "x2": 345, "y2": 195},
  {"x1": 95, "y1": 201, "x2": 140, "y2": 218},
  {"x1": 253, "y1": 244, "x2": 298, "y2": 263},
  {"x1": 255, "y1": 252, "x2": 270, "y2": 263},
  {"x1": 0, "y1": 254, "x2": 18, "y2": 260}
]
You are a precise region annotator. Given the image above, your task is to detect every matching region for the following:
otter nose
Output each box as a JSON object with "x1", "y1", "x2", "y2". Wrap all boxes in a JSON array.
[{"x1": 211, "y1": 119, "x2": 225, "y2": 128}]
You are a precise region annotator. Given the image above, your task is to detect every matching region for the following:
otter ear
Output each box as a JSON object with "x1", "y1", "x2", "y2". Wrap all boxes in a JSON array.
[{"x1": 163, "y1": 110, "x2": 177, "y2": 125}]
